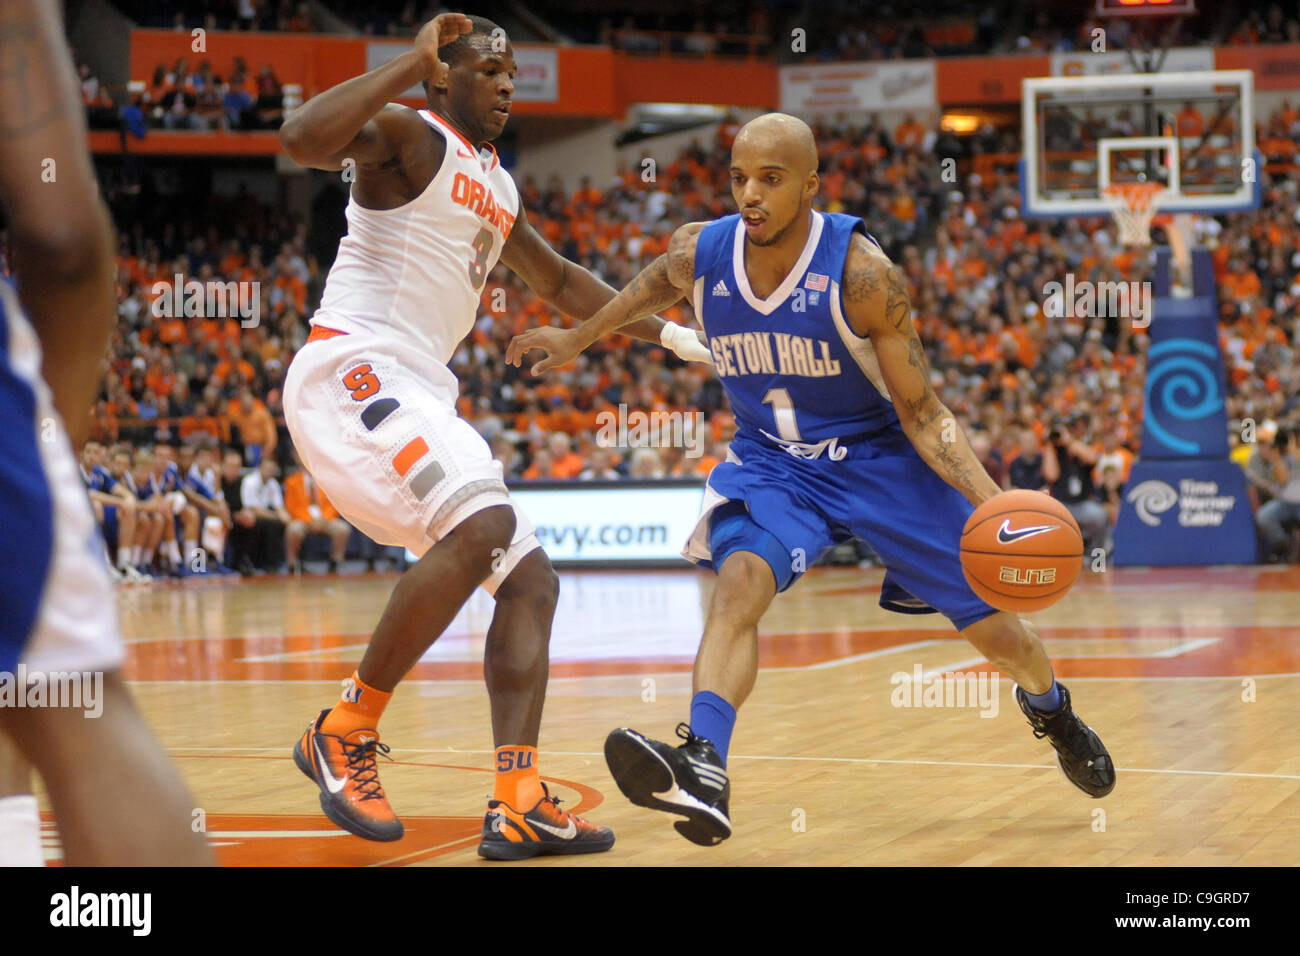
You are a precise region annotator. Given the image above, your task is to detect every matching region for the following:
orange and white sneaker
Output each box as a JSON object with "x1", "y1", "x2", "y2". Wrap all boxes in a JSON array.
[
  {"x1": 292, "y1": 709, "x2": 403, "y2": 842},
  {"x1": 477, "y1": 783, "x2": 615, "y2": 860}
]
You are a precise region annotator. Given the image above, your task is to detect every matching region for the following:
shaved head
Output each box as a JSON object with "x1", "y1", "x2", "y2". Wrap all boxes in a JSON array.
[
  {"x1": 732, "y1": 113, "x2": 818, "y2": 178},
  {"x1": 728, "y1": 112, "x2": 820, "y2": 248}
]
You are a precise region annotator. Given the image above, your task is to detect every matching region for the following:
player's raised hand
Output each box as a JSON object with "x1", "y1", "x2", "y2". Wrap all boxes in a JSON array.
[
  {"x1": 507, "y1": 325, "x2": 587, "y2": 376},
  {"x1": 414, "y1": 12, "x2": 474, "y2": 89}
]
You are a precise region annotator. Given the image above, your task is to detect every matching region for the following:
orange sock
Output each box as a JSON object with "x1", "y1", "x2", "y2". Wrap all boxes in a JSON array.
[
  {"x1": 320, "y1": 672, "x2": 391, "y2": 736},
  {"x1": 494, "y1": 746, "x2": 544, "y2": 809}
]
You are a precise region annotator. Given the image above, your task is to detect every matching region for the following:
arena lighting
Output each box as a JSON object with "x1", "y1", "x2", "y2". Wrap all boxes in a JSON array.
[
  {"x1": 1095, "y1": 0, "x2": 1196, "y2": 15},
  {"x1": 632, "y1": 103, "x2": 730, "y2": 122},
  {"x1": 940, "y1": 113, "x2": 981, "y2": 134}
]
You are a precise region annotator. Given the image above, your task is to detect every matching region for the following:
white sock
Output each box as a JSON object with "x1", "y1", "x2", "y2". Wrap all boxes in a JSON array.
[
  {"x1": 117, "y1": 546, "x2": 131, "y2": 568},
  {"x1": 0, "y1": 795, "x2": 44, "y2": 866},
  {"x1": 143, "y1": 545, "x2": 156, "y2": 564},
  {"x1": 163, "y1": 540, "x2": 181, "y2": 562},
  {"x1": 184, "y1": 539, "x2": 198, "y2": 561},
  {"x1": 131, "y1": 545, "x2": 143, "y2": 565},
  {"x1": 201, "y1": 517, "x2": 226, "y2": 557}
]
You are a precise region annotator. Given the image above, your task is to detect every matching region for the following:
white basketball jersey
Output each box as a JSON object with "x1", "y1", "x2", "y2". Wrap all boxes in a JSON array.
[{"x1": 312, "y1": 108, "x2": 520, "y2": 365}]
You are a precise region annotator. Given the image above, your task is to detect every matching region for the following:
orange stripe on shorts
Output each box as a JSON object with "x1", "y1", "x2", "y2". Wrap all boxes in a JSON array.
[{"x1": 392, "y1": 437, "x2": 429, "y2": 477}]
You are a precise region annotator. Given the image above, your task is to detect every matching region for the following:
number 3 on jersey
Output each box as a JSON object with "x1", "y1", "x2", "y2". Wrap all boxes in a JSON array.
[
  {"x1": 763, "y1": 387, "x2": 802, "y2": 442},
  {"x1": 467, "y1": 226, "x2": 493, "y2": 289}
]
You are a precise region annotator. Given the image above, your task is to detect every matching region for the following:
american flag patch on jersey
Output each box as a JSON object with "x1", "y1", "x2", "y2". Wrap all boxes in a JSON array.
[{"x1": 804, "y1": 272, "x2": 829, "y2": 292}]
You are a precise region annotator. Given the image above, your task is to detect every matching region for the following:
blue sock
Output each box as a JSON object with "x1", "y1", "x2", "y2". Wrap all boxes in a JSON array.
[
  {"x1": 689, "y1": 691, "x2": 737, "y2": 767},
  {"x1": 1023, "y1": 675, "x2": 1062, "y2": 713}
]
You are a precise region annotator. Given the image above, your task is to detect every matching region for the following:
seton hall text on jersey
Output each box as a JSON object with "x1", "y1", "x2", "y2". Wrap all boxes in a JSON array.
[
  {"x1": 450, "y1": 171, "x2": 515, "y2": 236},
  {"x1": 708, "y1": 330, "x2": 843, "y2": 379}
]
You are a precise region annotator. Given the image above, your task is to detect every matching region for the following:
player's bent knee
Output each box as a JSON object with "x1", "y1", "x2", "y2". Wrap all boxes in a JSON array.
[
  {"x1": 447, "y1": 504, "x2": 516, "y2": 575},
  {"x1": 717, "y1": 550, "x2": 777, "y2": 595},
  {"x1": 709, "y1": 503, "x2": 791, "y2": 595},
  {"x1": 495, "y1": 547, "x2": 558, "y2": 610}
]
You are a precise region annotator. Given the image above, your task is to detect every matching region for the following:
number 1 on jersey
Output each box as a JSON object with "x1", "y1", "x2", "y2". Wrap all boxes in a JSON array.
[{"x1": 762, "y1": 387, "x2": 803, "y2": 442}]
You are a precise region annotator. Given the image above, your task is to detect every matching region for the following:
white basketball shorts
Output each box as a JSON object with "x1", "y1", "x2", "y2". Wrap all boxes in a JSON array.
[{"x1": 282, "y1": 325, "x2": 540, "y2": 593}]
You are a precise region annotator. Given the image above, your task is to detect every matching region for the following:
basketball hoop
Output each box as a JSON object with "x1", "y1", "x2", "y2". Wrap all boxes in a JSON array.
[{"x1": 1103, "y1": 182, "x2": 1166, "y2": 247}]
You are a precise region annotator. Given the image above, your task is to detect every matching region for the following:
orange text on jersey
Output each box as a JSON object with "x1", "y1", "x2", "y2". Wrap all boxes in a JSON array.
[{"x1": 451, "y1": 172, "x2": 515, "y2": 237}]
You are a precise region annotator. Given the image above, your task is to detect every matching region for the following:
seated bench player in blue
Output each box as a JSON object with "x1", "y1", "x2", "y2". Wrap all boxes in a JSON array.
[{"x1": 508, "y1": 112, "x2": 1115, "y2": 847}]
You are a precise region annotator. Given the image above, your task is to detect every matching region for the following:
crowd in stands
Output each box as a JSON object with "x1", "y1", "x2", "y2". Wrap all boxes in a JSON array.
[
  {"x1": 77, "y1": 54, "x2": 285, "y2": 134},
  {"x1": 105, "y1": 0, "x2": 1300, "y2": 59},
  {"x1": 20, "y1": 91, "x2": 1295, "y2": 576},
  {"x1": 112, "y1": 0, "x2": 320, "y2": 33}
]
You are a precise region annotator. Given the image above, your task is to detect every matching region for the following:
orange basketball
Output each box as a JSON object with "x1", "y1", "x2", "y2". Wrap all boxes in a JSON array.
[{"x1": 959, "y1": 489, "x2": 1084, "y2": 613}]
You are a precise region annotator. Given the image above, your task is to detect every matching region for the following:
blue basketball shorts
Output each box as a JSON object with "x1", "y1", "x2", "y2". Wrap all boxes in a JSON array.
[{"x1": 682, "y1": 427, "x2": 998, "y2": 631}]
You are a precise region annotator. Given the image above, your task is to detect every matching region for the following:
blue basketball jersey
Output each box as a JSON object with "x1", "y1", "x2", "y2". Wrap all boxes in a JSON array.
[
  {"x1": 149, "y1": 463, "x2": 182, "y2": 497},
  {"x1": 692, "y1": 212, "x2": 899, "y2": 450},
  {"x1": 187, "y1": 464, "x2": 217, "y2": 499},
  {"x1": 80, "y1": 464, "x2": 114, "y2": 493}
]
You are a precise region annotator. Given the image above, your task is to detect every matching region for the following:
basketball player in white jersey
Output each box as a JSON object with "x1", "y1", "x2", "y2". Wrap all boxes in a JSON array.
[
  {"x1": 0, "y1": 0, "x2": 210, "y2": 865},
  {"x1": 279, "y1": 13, "x2": 711, "y2": 859}
]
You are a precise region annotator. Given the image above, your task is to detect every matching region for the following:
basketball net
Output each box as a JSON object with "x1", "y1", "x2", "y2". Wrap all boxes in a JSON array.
[{"x1": 1102, "y1": 182, "x2": 1165, "y2": 247}]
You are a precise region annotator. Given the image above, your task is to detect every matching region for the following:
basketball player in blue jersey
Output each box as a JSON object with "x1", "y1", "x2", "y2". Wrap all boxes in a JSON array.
[{"x1": 509, "y1": 113, "x2": 1115, "y2": 846}]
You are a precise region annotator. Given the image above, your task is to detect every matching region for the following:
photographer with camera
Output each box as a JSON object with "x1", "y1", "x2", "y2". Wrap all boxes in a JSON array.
[
  {"x1": 1042, "y1": 414, "x2": 1110, "y2": 556},
  {"x1": 1255, "y1": 426, "x2": 1300, "y2": 563}
]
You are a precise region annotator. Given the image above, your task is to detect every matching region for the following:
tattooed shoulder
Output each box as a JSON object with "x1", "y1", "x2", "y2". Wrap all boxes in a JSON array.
[
  {"x1": 666, "y1": 224, "x2": 701, "y2": 289},
  {"x1": 841, "y1": 237, "x2": 886, "y2": 305}
]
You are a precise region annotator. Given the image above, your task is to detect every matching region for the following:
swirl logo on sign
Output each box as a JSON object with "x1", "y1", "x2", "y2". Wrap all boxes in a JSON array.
[
  {"x1": 1143, "y1": 339, "x2": 1222, "y2": 456},
  {"x1": 1126, "y1": 479, "x2": 1178, "y2": 527}
]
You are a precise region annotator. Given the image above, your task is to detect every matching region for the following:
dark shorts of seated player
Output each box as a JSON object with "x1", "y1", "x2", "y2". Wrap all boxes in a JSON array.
[{"x1": 693, "y1": 426, "x2": 998, "y2": 632}]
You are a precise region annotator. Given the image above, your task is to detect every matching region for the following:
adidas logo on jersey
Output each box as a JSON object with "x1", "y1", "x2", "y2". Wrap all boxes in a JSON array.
[{"x1": 712, "y1": 280, "x2": 730, "y2": 297}]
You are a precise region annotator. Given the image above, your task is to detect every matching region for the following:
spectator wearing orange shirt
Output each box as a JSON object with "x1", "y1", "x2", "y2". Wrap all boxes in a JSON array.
[
  {"x1": 228, "y1": 388, "x2": 277, "y2": 465},
  {"x1": 571, "y1": 175, "x2": 602, "y2": 209},
  {"x1": 547, "y1": 432, "x2": 585, "y2": 479},
  {"x1": 283, "y1": 464, "x2": 351, "y2": 573},
  {"x1": 893, "y1": 113, "x2": 926, "y2": 150},
  {"x1": 522, "y1": 448, "x2": 557, "y2": 480}
]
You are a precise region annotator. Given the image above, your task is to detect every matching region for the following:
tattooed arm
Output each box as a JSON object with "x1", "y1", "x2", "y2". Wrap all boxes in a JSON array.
[
  {"x1": 841, "y1": 235, "x2": 1001, "y2": 505},
  {"x1": 506, "y1": 221, "x2": 704, "y2": 374},
  {"x1": 501, "y1": 202, "x2": 678, "y2": 348}
]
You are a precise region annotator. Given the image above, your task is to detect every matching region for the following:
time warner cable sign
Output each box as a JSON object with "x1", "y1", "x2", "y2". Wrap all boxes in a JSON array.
[{"x1": 1114, "y1": 263, "x2": 1256, "y2": 566}]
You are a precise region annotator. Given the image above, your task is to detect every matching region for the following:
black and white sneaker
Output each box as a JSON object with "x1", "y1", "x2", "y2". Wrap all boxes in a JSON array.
[
  {"x1": 1016, "y1": 682, "x2": 1116, "y2": 797},
  {"x1": 604, "y1": 723, "x2": 731, "y2": 846}
]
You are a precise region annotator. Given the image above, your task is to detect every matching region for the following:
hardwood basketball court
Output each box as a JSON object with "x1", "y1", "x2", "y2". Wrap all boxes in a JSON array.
[{"x1": 36, "y1": 563, "x2": 1300, "y2": 866}]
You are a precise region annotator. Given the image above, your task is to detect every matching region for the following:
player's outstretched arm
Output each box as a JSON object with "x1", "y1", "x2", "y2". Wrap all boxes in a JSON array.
[
  {"x1": 841, "y1": 236, "x2": 1000, "y2": 506},
  {"x1": 501, "y1": 212, "x2": 709, "y2": 364},
  {"x1": 279, "y1": 12, "x2": 471, "y2": 169}
]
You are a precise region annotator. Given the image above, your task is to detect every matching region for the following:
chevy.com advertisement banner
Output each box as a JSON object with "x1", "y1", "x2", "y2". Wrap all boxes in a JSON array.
[
  {"x1": 517, "y1": 481, "x2": 704, "y2": 564},
  {"x1": 407, "y1": 481, "x2": 706, "y2": 567}
]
